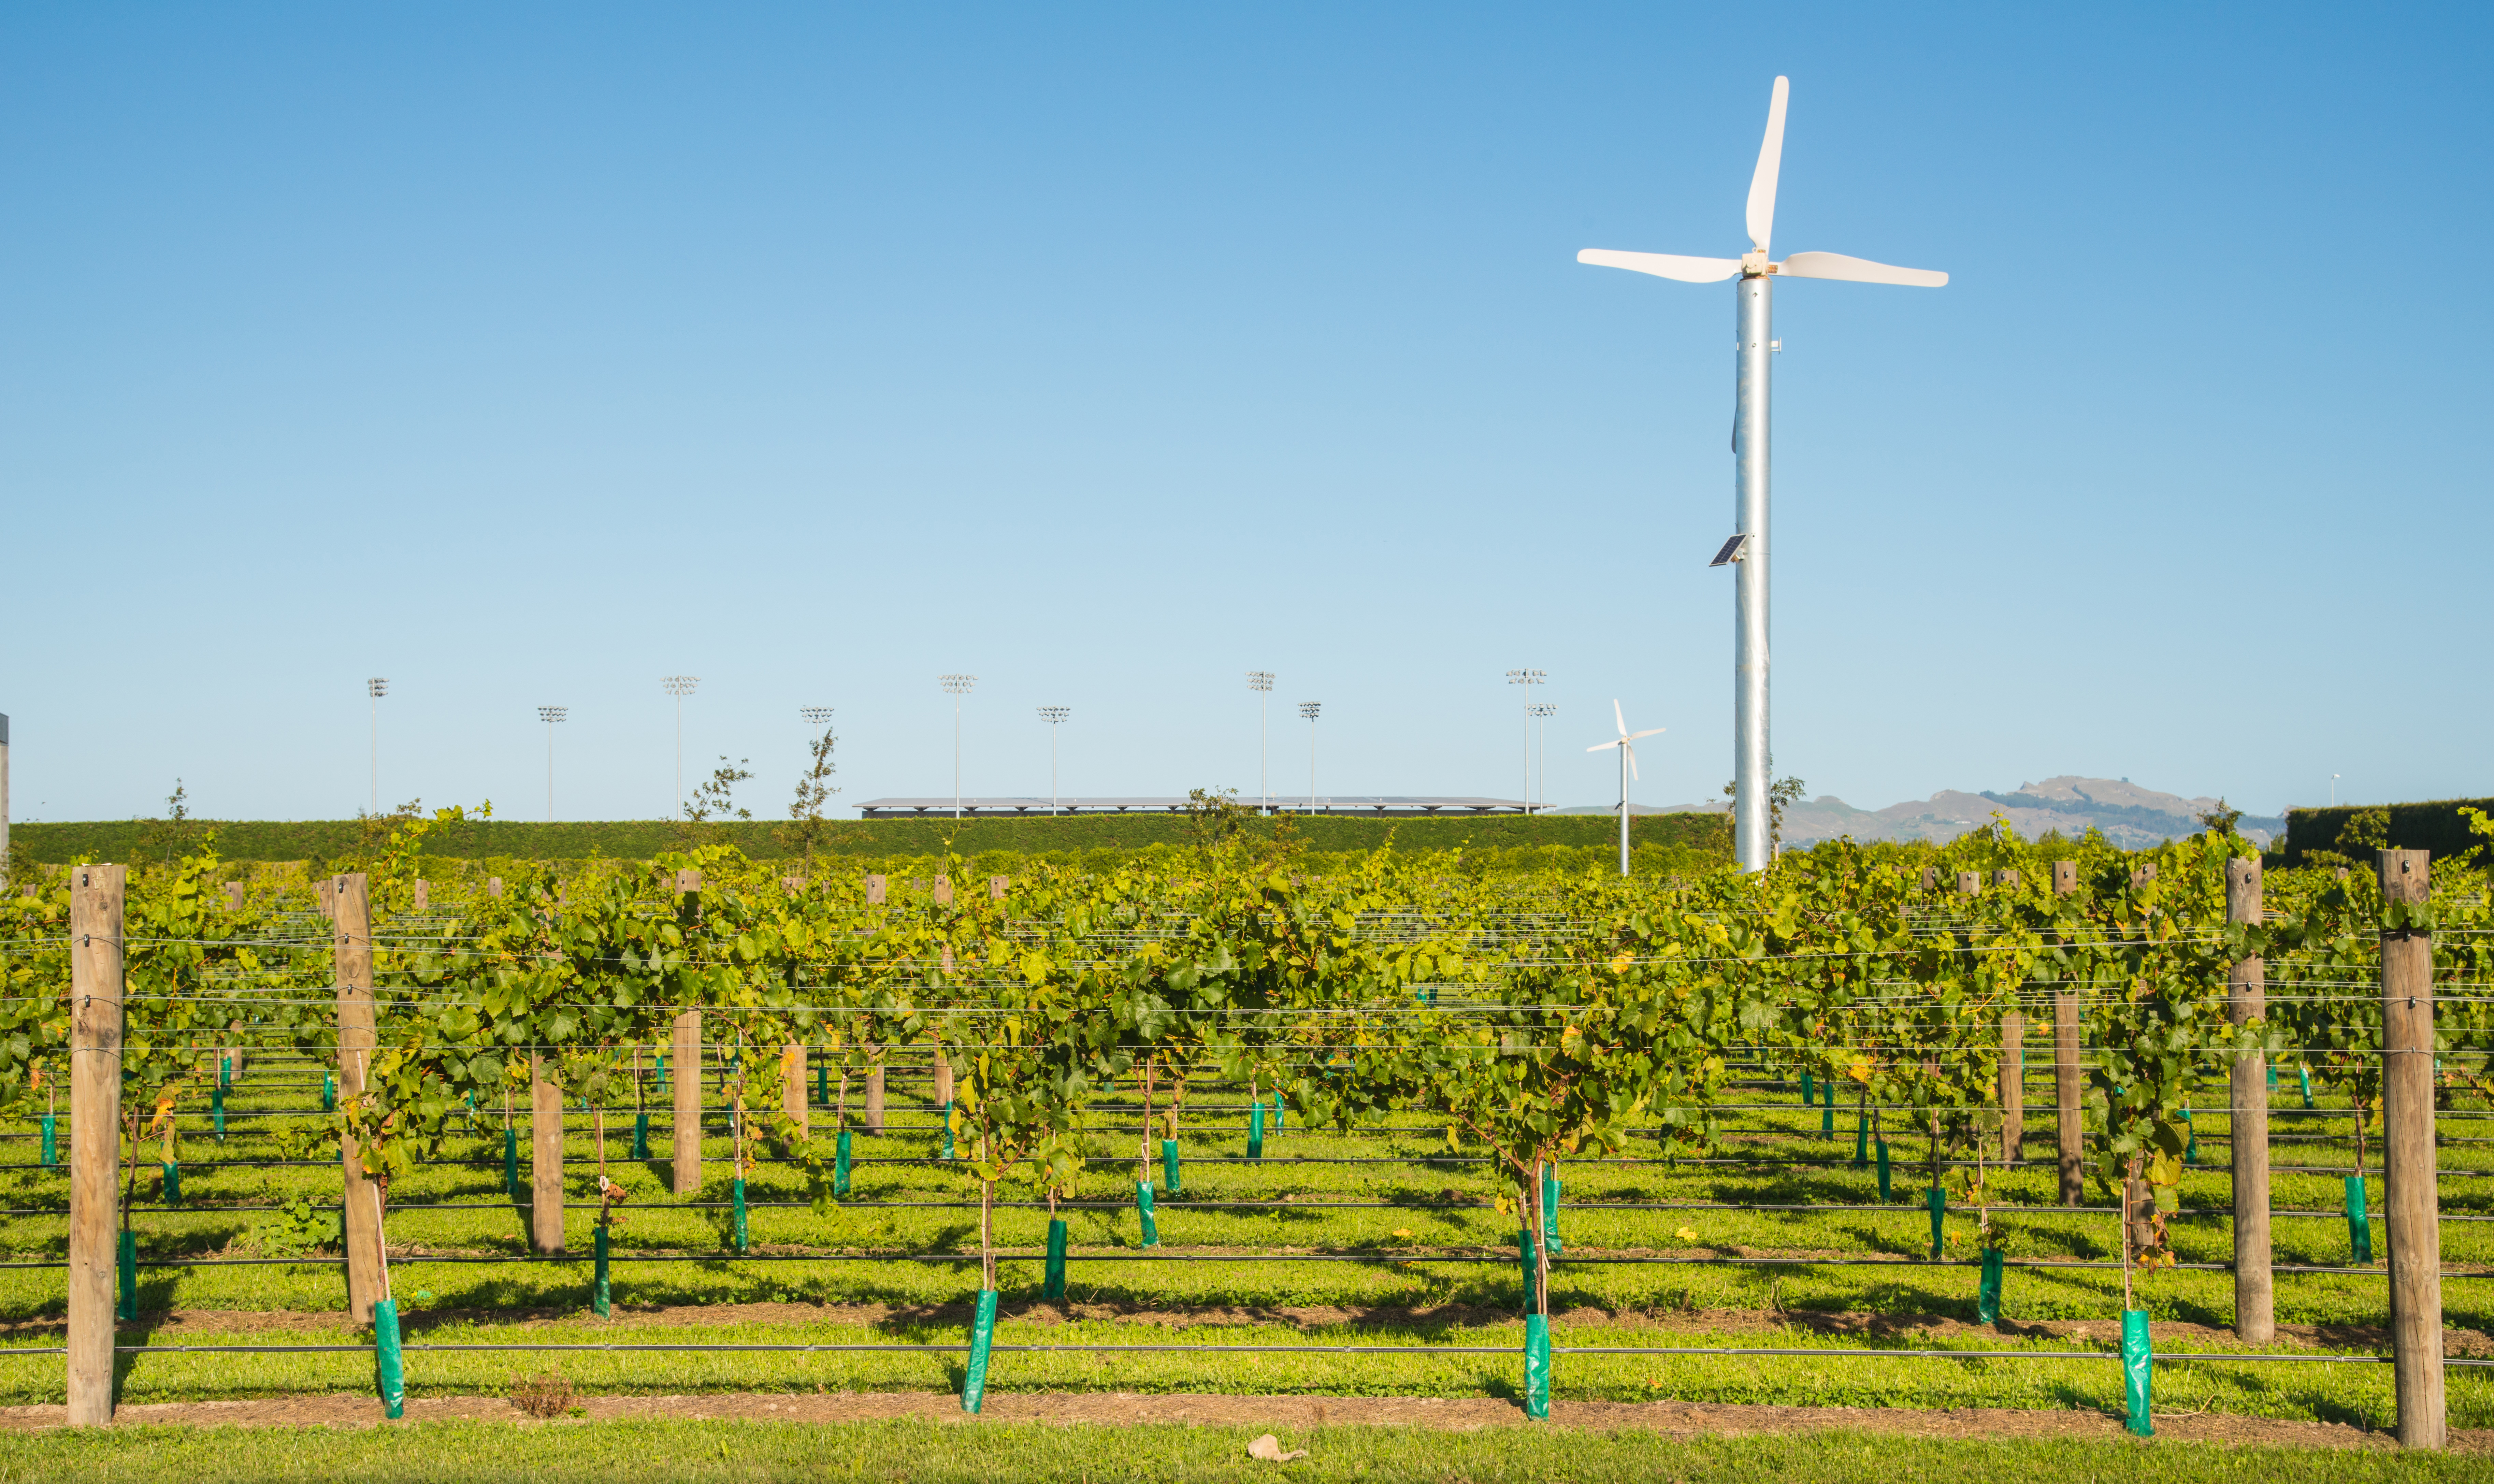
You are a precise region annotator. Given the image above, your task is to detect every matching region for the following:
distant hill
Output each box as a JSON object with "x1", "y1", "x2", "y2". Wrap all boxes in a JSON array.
[{"x1": 1607, "y1": 776, "x2": 2284, "y2": 851}]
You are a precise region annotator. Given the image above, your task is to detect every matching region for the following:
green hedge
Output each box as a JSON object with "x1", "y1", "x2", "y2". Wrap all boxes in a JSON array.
[
  {"x1": 11, "y1": 810, "x2": 1732, "y2": 865},
  {"x1": 2280, "y1": 798, "x2": 2494, "y2": 866}
]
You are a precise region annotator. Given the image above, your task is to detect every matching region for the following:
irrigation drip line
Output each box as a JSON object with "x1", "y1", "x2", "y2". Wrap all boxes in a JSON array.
[
  {"x1": 54, "y1": 1199, "x2": 2488, "y2": 1221},
  {"x1": 0, "y1": 1343, "x2": 2475, "y2": 1367},
  {"x1": 21, "y1": 1251, "x2": 2476, "y2": 1277}
]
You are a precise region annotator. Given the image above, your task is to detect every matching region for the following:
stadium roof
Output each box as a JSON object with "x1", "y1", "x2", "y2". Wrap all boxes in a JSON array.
[{"x1": 853, "y1": 796, "x2": 1527, "y2": 819}]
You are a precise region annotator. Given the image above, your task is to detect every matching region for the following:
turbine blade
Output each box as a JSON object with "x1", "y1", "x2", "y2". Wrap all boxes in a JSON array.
[
  {"x1": 1613, "y1": 700, "x2": 1627, "y2": 737},
  {"x1": 1586, "y1": 739, "x2": 1624, "y2": 753},
  {"x1": 1626, "y1": 745, "x2": 1641, "y2": 782},
  {"x1": 1629, "y1": 727, "x2": 1667, "y2": 740},
  {"x1": 1777, "y1": 250, "x2": 1947, "y2": 288},
  {"x1": 1746, "y1": 76, "x2": 1789, "y2": 255},
  {"x1": 1577, "y1": 248, "x2": 1742, "y2": 284}
]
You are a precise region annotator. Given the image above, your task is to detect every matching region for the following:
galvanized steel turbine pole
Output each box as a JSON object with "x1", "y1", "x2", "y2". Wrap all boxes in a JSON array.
[
  {"x1": 1527, "y1": 703, "x2": 1558, "y2": 815},
  {"x1": 1732, "y1": 272, "x2": 1773, "y2": 871},
  {"x1": 941, "y1": 675, "x2": 976, "y2": 820},
  {"x1": 1576, "y1": 75, "x2": 1945, "y2": 871}
]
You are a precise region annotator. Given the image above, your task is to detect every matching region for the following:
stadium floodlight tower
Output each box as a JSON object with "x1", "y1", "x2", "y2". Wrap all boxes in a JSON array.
[
  {"x1": 1037, "y1": 706, "x2": 1070, "y2": 814},
  {"x1": 366, "y1": 678, "x2": 389, "y2": 814},
  {"x1": 1245, "y1": 671, "x2": 1275, "y2": 813},
  {"x1": 1298, "y1": 701, "x2": 1322, "y2": 811},
  {"x1": 662, "y1": 676, "x2": 700, "y2": 819},
  {"x1": 940, "y1": 675, "x2": 977, "y2": 820},
  {"x1": 1577, "y1": 75, "x2": 1945, "y2": 873},
  {"x1": 1505, "y1": 670, "x2": 1545, "y2": 814},
  {"x1": 1527, "y1": 703, "x2": 1559, "y2": 816},
  {"x1": 537, "y1": 707, "x2": 567, "y2": 822}
]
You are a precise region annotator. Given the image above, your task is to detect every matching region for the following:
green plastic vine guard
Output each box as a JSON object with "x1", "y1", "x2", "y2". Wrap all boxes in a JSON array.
[
  {"x1": 2267, "y1": 1063, "x2": 2278, "y2": 1092},
  {"x1": 733, "y1": 1177, "x2": 750, "y2": 1253},
  {"x1": 1514, "y1": 1226, "x2": 1546, "y2": 1290},
  {"x1": 373, "y1": 1296, "x2": 406, "y2": 1420},
  {"x1": 961, "y1": 1288, "x2": 999, "y2": 1413},
  {"x1": 593, "y1": 1226, "x2": 611, "y2": 1316},
  {"x1": 161, "y1": 1162, "x2": 180, "y2": 1206},
  {"x1": 211, "y1": 1086, "x2": 225, "y2": 1141},
  {"x1": 1134, "y1": 1182, "x2": 1159, "y2": 1248},
  {"x1": 1270, "y1": 1096, "x2": 1283, "y2": 1135},
  {"x1": 834, "y1": 1130, "x2": 852, "y2": 1196},
  {"x1": 2120, "y1": 1310, "x2": 2153, "y2": 1437},
  {"x1": 220, "y1": 1054, "x2": 230, "y2": 1091},
  {"x1": 1162, "y1": 1139, "x2": 1181, "y2": 1196},
  {"x1": 39, "y1": 1115, "x2": 55, "y2": 1169},
  {"x1": 116, "y1": 1230, "x2": 136, "y2": 1322},
  {"x1": 1976, "y1": 1248, "x2": 2004, "y2": 1323},
  {"x1": 654, "y1": 1053, "x2": 667, "y2": 1093},
  {"x1": 632, "y1": 1113, "x2": 650, "y2": 1161},
  {"x1": 2183, "y1": 1108, "x2": 2197, "y2": 1164},
  {"x1": 1541, "y1": 1167, "x2": 1562, "y2": 1259},
  {"x1": 2298, "y1": 1065, "x2": 2313, "y2": 1109},
  {"x1": 1874, "y1": 1140, "x2": 1892, "y2": 1202},
  {"x1": 1853, "y1": 1113, "x2": 1870, "y2": 1167},
  {"x1": 941, "y1": 1101, "x2": 955, "y2": 1161},
  {"x1": 1523, "y1": 1313, "x2": 1552, "y2": 1421},
  {"x1": 322, "y1": 1072, "x2": 335, "y2": 1113},
  {"x1": 815, "y1": 1062, "x2": 828, "y2": 1108},
  {"x1": 1819, "y1": 1084, "x2": 1835, "y2": 1139},
  {"x1": 1800, "y1": 1071, "x2": 1814, "y2": 1107},
  {"x1": 1248, "y1": 1102, "x2": 1265, "y2": 1161},
  {"x1": 2345, "y1": 1176, "x2": 2372, "y2": 1263},
  {"x1": 1924, "y1": 1186, "x2": 1944, "y2": 1258},
  {"x1": 1043, "y1": 1218, "x2": 1069, "y2": 1299},
  {"x1": 503, "y1": 1128, "x2": 519, "y2": 1197}
]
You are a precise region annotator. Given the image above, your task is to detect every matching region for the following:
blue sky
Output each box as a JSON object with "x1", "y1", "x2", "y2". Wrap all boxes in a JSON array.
[{"x1": 3, "y1": 3, "x2": 2486, "y2": 825}]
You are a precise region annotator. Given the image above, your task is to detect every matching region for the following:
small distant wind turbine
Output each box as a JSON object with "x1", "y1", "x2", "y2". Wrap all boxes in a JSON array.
[
  {"x1": 1578, "y1": 75, "x2": 1944, "y2": 875},
  {"x1": 1587, "y1": 701, "x2": 1665, "y2": 877}
]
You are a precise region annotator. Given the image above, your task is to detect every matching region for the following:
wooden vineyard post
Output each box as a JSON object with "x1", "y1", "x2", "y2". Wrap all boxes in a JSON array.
[
  {"x1": 1999, "y1": 1010, "x2": 2025, "y2": 1163},
  {"x1": 1956, "y1": 870, "x2": 1979, "y2": 896},
  {"x1": 934, "y1": 876, "x2": 953, "y2": 907},
  {"x1": 531, "y1": 1054, "x2": 564, "y2": 1253},
  {"x1": 2053, "y1": 861, "x2": 2084, "y2": 1207},
  {"x1": 222, "y1": 881, "x2": 243, "y2": 911},
  {"x1": 2226, "y1": 855, "x2": 2274, "y2": 1343},
  {"x1": 1918, "y1": 866, "x2": 1936, "y2": 892},
  {"x1": 671, "y1": 1011, "x2": 703, "y2": 1195},
  {"x1": 988, "y1": 875, "x2": 1007, "y2": 901},
  {"x1": 66, "y1": 864, "x2": 125, "y2": 1427},
  {"x1": 335, "y1": 874, "x2": 384, "y2": 1323},
  {"x1": 782, "y1": 1043, "x2": 808, "y2": 1139},
  {"x1": 865, "y1": 1060, "x2": 886, "y2": 1136},
  {"x1": 317, "y1": 877, "x2": 335, "y2": 918},
  {"x1": 1993, "y1": 868, "x2": 2019, "y2": 891},
  {"x1": 413, "y1": 879, "x2": 428, "y2": 910},
  {"x1": 2380, "y1": 848, "x2": 2444, "y2": 1449},
  {"x1": 488, "y1": 876, "x2": 503, "y2": 898},
  {"x1": 866, "y1": 874, "x2": 886, "y2": 906}
]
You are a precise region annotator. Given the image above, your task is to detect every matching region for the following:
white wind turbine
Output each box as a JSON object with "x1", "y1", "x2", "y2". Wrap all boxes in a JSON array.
[
  {"x1": 1586, "y1": 701, "x2": 1665, "y2": 878},
  {"x1": 1579, "y1": 75, "x2": 1944, "y2": 875}
]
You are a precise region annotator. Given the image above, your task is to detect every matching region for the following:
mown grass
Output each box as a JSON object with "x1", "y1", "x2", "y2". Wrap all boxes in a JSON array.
[
  {"x1": 0, "y1": 1061, "x2": 2482, "y2": 1427},
  {"x1": 0, "y1": 1419, "x2": 2481, "y2": 1484}
]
